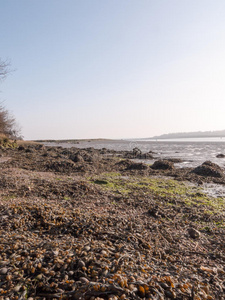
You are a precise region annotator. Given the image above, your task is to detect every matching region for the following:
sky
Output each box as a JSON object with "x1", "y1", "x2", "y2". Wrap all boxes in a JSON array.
[{"x1": 1, "y1": 0, "x2": 225, "y2": 140}]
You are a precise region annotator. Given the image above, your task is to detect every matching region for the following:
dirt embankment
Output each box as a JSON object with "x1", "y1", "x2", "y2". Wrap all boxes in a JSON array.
[{"x1": 0, "y1": 144, "x2": 224, "y2": 300}]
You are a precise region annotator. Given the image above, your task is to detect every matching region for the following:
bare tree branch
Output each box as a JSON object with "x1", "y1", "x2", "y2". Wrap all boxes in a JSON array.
[{"x1": 0, "y1": 59, "x2": 11, "y2": 81}]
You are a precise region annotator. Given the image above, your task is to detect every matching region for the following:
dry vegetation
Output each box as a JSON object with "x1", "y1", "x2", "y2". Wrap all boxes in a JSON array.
[
  {"x1": 0, "y1": 105, "x2": 19, "y2": 139},
  {"x1": 0, "y1": 144, "x2": 224, "y2": 299},
  {"x1": 0, "y1": 59, "x2": 21, "y2": 140}
]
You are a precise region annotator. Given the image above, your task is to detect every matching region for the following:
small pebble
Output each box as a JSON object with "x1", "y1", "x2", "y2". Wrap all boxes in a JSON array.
[
  {"x1": 165, "y1": 289, "x2": 176, "y2": 299},
  {"x1": 78, "y1": 260, "x2": 85, "y2": 268},
  {"x1": 0, "y1": 261, "x2": 8, "y2": 267},
  {"x1": 101, "y1": 250, "x2": 107, "y2": 256},
  {"x1": 80, "y1": 277, "x2": 89, "y2": 284},
  {"x1": 0, "y1": 267, "x2": 8, "y2": 275},
  {"x1": 84, "y1": 246, "x2": 91, "y2": 251},
  {"x1": 68, "y1": 270, "x2": 74, "y2": 276},
  {"x1": 188, "y1": 228, "x2": 201, "y2": 239},
  {"x1": 13, "y1": 285, "x2": 22, "y2": 292}
]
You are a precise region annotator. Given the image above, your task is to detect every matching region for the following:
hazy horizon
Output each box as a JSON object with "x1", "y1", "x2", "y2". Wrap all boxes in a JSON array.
[
  {"x1": 1, "y1": 0, "x2": 225, "y2": 140},
  {"x1": 32, "y1": 128, "x2": 225, "y2": 142}
]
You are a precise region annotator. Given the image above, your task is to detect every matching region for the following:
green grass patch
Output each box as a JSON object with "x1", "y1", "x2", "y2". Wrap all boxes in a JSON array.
[{"x1": 90, "y1": 172, "x2": 225, "y2": 216}]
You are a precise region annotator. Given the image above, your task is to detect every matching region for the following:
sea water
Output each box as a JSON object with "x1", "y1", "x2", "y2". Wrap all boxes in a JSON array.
[{"x1": 44, "y1": 138, "x2": 225, "y2": 169}]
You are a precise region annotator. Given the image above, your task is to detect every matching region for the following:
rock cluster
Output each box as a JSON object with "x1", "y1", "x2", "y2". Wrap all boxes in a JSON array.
[{"x1": 192, "y1": 161, "x2": 224, "y2": 178}]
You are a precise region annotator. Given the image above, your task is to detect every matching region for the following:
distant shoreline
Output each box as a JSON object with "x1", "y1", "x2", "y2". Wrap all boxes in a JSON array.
[
  {"x1": 150, "y1": 136, "x2": 225, "y2": 140},
  {"x1": 151, "y1": 130, "x2": 225, "y2": 140},
  {"x1": 32, "y1": 133, "x2": 225, "y2": 143},
  {"x1": 33, "y1": 138, "x2": 115, "y2": 143},
  {"x1": 30, "y1": 137, "x2": 225, "y2": 146}
]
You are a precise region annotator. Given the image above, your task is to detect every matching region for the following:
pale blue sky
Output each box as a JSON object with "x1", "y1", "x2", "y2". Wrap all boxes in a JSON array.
[{"x1": 1, "y1": 0, "x2": 225, "y2": 140}]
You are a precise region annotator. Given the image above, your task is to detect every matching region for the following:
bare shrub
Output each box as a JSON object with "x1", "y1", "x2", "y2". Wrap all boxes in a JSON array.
[
  {"x1": 0, "y1": 59, "x2": 22, "y2": 139},
  {"x1": 0, "y1": 104, "x2": 21, "y2": 138}
]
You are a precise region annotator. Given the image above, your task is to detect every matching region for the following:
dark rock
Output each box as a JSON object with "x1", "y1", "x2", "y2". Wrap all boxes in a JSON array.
[
  {"x1": 35, "y1": 144, "x2": 45, "y2": 150},
  {"x1": 133, "y1": 147, "x2": 142, "y2": 157},
  {"x1": 148, "y1": 208, "x2": 159, "y2": 218},
  {"x1": 18, "y1": 145, "x2": 25, "y2": 151},
  {"x1": 94, "y1": 180, "x2": 108, "y2": 185},
  {"x1": 151, "y1": 160, "x2": 174, "y2": 170},
  {"x1": 70, "y1": 153, "x2": 84, "y2": 163},
  {"x1": 127, "y1": 162, "x2": 148, "y2": 170},
  {"x1": 165, "y1": 289, "x2": 176, "y2": 299},
  {"x1": 191, "y1": 161, "x2": 224, "y2": 178},
  {"x1": 42, "y1": 152, "x2": 49, "y2": 157},
  {"x1": 166, "y1": 158, "x2": 183, "y2": 163},
  {"x1": 216, "y1": 154, "x2": 225, "y2": 158},
  {"x1": 124, "y1": 148, "x2": 154, "y2": 159},
  {"x1": 82, "y1": 153, "x2": 99, "y2": 163},
  {"x1": 188, "y1": 228, "x2": 201, "y2": 239},
  {"x1": 100, "y1": 148, "x2": 107, "y2": 154}
]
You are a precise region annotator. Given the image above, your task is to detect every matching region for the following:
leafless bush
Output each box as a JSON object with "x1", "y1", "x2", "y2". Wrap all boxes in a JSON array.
[
  {"x1": 0, "y1": 59, "x2": 22, "y2": 139},
  {"x1": 0, "y1": 104, "x2": 21, "y2": 138}
]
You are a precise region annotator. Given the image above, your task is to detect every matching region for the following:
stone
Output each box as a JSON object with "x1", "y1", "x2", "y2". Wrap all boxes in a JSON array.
[
  {"x1": 191, "y1": 161, "x2": 224, "y2": 178},
  {"x1": 151, "y1": 160, "x2": 174, "y2": 170},
  {"x1": 127, "y1": 162, "x2": 148, "y2": 170},
  {"x1": 0, "y1": 267, "x2": 8, "y2": 275},
  {"x1": 216, "y1": 154, "x2": 225, "y2": 158},
  {"x1": 188, "y1": 228, "x2": 201, "y2": 239}
]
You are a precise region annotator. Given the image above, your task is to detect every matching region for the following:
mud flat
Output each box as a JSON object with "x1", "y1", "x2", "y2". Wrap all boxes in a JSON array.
[{"x1": 0, "y1": 143, "x2": 225, "y2": 299}]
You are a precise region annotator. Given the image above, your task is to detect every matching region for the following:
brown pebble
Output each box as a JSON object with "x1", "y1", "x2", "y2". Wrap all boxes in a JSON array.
[
  {"x1": 6, "y1": 275, "x2": 12, "y2": 281},
  {"x1": 138, "y1": 285, "x2": 145, "y2": 297},
  {"x1": 36, "y1": 274, "x2": 43, "y2": 280}
]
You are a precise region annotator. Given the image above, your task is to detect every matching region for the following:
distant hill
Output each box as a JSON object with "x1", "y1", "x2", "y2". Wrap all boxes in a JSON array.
[{"x1": 151, "y1": 130, "x2": 225, "y2": 139}]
